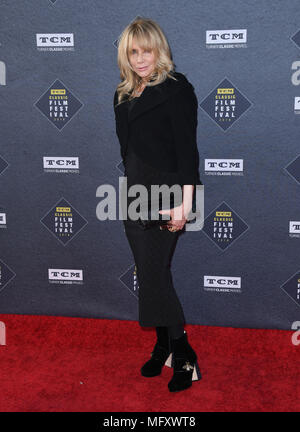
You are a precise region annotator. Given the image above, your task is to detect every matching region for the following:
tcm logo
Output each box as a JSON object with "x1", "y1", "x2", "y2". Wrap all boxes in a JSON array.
[
  {"x1": 205, "y1": 159, "x2": 243, "y2": 175},
  {"x1": 204, "y1": 275, "x2": 241, "y2": 293},
  {"x1": 43, "y1": 156, "x2": 79, "y2": 170},
  {"x1": 289, "y1": 221, "x2": 300, "y2": 237},
  {"x1": 0, "y1": 212, "x2": 7, "y2": 227},
  {"x1": 48, "y1": 269, "x2": 83, "y2": 282},
  {"x1": 36, "y1": 33, "x2": 74, "y2": 48},
  {"x1": 206, "y1": 29, "x2": 247, "y2": 46}
]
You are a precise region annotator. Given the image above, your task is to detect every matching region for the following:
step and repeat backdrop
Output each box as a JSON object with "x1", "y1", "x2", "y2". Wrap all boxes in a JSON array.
[{"x1": 0, "y1": 0, "x2": 299, "y2": 330}]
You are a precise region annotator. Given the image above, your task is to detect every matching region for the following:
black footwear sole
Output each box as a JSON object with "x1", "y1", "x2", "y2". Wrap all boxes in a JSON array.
[{"x1": 141, "y1": 369, "x2": 162, "y2": 377}]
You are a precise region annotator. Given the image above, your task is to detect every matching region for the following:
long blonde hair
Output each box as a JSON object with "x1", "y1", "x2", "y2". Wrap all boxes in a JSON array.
[{"x1": 114, "y1": 16, "x2": 177, "y2": 106}]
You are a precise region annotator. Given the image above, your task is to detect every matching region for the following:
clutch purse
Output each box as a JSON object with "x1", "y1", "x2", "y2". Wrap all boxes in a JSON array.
[
  {"x1": 136, "y1": 192, "x2": 197, "y2": 230},
  {"x1": 137, "y1": 196, "x2": 173, "y2": 230},
  {"x1": 137, "y1": 211, "x2": 171, "y2": 230}
]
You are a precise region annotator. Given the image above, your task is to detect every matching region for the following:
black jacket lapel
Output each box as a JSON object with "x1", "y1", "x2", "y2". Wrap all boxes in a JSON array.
[{"x1": 127, "y1": 82, "x2": 168, "y2": 123}]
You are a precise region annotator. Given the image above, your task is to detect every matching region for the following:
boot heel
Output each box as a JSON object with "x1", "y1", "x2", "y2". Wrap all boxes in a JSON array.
[
  {"x1": 192, "y1": 360, "x2": 202, "y2": 381},
  {"x1": 164, "y1": 352, "x2": 173, "y2": 368}
]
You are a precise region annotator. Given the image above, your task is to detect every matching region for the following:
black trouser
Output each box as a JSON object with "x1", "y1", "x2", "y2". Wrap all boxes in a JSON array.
[
  {"x1": 167, "y1": 323, "x2": 185, "y2": 339},
  {"x1": 123, "y1": 219, "x2": 186, "y2": 327}
]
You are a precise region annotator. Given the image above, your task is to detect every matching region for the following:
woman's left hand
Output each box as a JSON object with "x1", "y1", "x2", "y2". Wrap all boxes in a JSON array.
[{"x1": 158, "y1": 204, "x2": 189, "y2": 232}]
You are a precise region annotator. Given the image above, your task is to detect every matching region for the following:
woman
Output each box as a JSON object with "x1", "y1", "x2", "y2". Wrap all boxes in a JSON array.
[{"x1": 113, "y1": 17, "x2": 202, "y2": 392}]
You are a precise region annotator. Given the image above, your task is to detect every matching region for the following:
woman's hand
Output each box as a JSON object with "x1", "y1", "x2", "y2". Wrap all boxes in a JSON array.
[
  {"x1": 158, "y1": 186, "x2": 194, "y2": 232},
  {"x1": 158, "y1": 204, "x2": 190, "y2": 232}
]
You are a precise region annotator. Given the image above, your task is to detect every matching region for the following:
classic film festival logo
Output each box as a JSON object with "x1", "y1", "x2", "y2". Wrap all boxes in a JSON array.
[
  {"x1": 34, "y1": 79, "x2": 83, "y2": 131},
  {"x1": 281, "y1": 270, "x2": 300, "y2": 308},
  {"x1": 0, "y1": 259, "x2": 16, "y2": 293},
  {"x1": 285, "y1": 155, "x2": 300, "y2": 184},
  {"x1": 119, "y1": 264, "x2": 139, "y2": 299},
  {"x1": 199, "y1": 78, "x2": 252, "y2": 131},
  {"x1": 0, "y1": 155, "x2": 9, "y2": 176},
  {"x1": 290, "y1": 29, "x2": 300, "y2": 50},
  {"x1": 40, "y1": 197, "x2": 88, "y2": 245},
  {"x1": 202, "y1": 201, "x2": 249, "y2": 251}
]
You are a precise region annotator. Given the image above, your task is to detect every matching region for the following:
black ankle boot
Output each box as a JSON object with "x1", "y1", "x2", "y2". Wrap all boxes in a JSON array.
[
  {"x1": 167, "y1": 330, "x2": 202, "y2": 392},
  {"x1": 141, "y1": 327, "x2": 172, "y2": 377}
]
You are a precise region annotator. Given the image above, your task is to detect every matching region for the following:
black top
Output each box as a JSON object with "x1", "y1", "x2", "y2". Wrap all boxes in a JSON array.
[
  {"x1": 124, "y1": 96, "x2": 181, "y2": 213},
  {"x1": 127, "y1": 96, "x2": 138, "y2": 119}
]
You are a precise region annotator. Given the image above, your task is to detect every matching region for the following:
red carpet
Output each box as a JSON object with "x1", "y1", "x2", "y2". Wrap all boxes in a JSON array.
[{"x1": 0, "y1": 314, "x2": 298, "y2": 412}]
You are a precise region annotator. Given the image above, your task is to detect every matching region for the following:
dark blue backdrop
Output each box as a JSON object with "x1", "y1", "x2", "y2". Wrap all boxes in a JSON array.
[{"x1": 0, "y1": 0, "x2": 299, "y2": 330}]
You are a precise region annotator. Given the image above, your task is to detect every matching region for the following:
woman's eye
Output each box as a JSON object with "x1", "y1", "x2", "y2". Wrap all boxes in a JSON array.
[{"x1": 131, "y1": 49, "x2": 151, "y2": 54}]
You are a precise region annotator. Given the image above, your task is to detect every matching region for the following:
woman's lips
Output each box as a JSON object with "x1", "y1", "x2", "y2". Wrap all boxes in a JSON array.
[{"x1": 138, "y1": 66, "x2": 148, "y2": 71}]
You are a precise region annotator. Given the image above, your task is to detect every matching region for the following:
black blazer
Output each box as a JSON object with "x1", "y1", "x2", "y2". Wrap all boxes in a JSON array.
[{"x1": 113, "y1": 71, "x2": 202, "y2": 187}]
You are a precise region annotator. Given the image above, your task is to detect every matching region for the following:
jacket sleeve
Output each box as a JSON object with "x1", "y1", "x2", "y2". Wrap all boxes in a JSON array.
[
  {"x1": 113, "y1": 89, "x2": 118, "y2": 109},
  {"x1": 168, "y1": 84, "x2": 201, "y2": 186},
  {"x1": 113, "y1": 90, "x2": 121, "y2": 145}
]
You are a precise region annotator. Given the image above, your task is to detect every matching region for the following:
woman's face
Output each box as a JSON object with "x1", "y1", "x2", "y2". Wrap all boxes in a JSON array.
[{"x1": 128, "y1": 38, "x2": 156, "y2": 81}]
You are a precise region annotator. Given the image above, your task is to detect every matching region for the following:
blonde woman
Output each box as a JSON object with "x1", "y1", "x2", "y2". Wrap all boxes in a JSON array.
[{"x1": 114, "y1": 17, "x2": 202, "y2": 392}]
